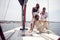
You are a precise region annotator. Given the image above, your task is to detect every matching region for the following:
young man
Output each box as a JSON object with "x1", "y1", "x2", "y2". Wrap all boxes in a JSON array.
[
  {"x1": 40, "y1": 7, "x2": 48, "y2": 21},
  {"x1": 29, "y1": 3, "x2": 40, "y2": 32},
  {"x1": 40, "y1": 7, "x2": 48, "y2": 32}
]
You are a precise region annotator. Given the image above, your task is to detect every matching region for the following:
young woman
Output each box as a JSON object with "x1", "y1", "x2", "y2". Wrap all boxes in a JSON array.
[
  {"x1": 30, "y1": 15, "x2": 49, "y2": 33},
  {"x1": 30, "y1": 15, "x2": 46, "y2": 33},
  {"x1": 29, "y1": 3, "x2": 40, "y2": 32}
]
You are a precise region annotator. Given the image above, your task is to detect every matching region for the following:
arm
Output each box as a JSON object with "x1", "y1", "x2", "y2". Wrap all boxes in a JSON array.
[
  {"x1": 32, "y1": 7, "x2": 34, "y2": 18},
  {"x1": 44, "y1": 12, "x2": 48, "y2": 19}
]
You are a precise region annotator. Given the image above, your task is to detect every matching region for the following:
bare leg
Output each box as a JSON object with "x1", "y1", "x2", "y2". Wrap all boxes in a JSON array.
[
  {"x1": 38, "y1": 21, "x2": 45, "y2": 33},
  {"x1": 41, "y1": 21, "x2": 49, "y2": 33},
  {"x1": 44, "y1": 21, "x2": 48, "y2": 29},
  {"x1": 29, "y1": 23, "x2": 34, "y2": 32},
  {"x1": 36, "y1": 21, "x2": 43, "y2": 33}
]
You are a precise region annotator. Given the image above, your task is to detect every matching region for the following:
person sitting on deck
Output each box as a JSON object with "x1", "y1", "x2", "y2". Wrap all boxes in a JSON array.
[
  {"x1": 34, "y1": 15, "x2": 49, "y2": 33},
  {"x1": 40, "y1": 7, "x2": 48, "y2": 32}
]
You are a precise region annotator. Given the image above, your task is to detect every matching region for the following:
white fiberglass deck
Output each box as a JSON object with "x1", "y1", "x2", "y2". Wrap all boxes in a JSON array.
[{"x1": 4, "y1": 27, "x2": 60, "y2": 40}]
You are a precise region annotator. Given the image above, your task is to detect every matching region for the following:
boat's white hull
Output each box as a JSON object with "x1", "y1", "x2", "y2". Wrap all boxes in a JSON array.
[{"x1": 4, "y1": 27, "x2": 60, "y2": 40}]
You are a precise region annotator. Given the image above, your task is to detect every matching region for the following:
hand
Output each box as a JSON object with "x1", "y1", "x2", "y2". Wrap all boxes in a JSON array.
[{"x1": 44, "y1": 16, "x2": 47, "y2": 19}]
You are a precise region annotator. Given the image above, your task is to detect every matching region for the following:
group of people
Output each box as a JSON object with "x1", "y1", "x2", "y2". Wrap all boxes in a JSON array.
[{"x1": 29, "y1": 3, "x2": 48, "y2": 33}]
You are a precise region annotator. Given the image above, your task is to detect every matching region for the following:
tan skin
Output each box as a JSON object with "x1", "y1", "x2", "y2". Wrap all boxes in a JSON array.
[
  {"x1": 34, "y1": 15, "x2": 49, "y2": 33},
  {"x1": 29, "y1": 16, "x2": 49, "y2": 33},
  {"x1": 30, "y1": 8, "x2": 49, "y2": 32},
  {"x1": 40, "y1": 7, "x2": 48, "y2": 32},
  {"x1": 29, "y1": 4, "x2": 40, "y2": 32}
]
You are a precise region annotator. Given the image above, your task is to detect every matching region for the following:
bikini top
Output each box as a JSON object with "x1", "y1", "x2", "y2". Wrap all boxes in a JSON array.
[{"x1": 33, "y1": 8, "x2": 38, "y2": 12}]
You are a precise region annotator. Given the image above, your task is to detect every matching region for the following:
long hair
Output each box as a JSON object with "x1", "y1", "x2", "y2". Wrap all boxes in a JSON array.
[{"x1": 36, "y1": 3, "x2": 39, "y2": 10}]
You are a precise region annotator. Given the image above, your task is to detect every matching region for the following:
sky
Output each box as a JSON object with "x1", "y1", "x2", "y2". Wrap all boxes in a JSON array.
[
  {"x1": 49, "y1": 0, "x2": 60, "y2": 22},
  {"x1": 0, "y1": 0, "x2": 60, "y2": 22}
]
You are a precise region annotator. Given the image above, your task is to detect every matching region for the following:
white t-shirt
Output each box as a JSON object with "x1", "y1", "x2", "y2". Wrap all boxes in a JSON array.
[
  {"x1": 40, "y1": 12, "x2": 48, "y2": 21},
  {"x1": 33, "y1": 12, "x2": 39, "y2": 16}
]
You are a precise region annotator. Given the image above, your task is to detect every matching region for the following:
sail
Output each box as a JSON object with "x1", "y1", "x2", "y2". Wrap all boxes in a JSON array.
[{"x1": 0, "y1": 0, "x2": 48, "y2": 21}]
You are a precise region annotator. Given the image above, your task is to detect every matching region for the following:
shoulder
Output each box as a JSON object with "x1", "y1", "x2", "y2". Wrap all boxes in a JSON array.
[
  {"x1": 45, "y1": 12, "x2": 48, "y2": 14},
  {"x1": 32, "y1": 7, "x2": 35, "y2": 9},
  {"x1": 40, "y1": 11, "x2": 43, "y2": 14},
  {"x1": 45, "y1": 12, "x2": 48, "y2": 15},
  {"x1": 32, "y1": 7, "x2": 35, "y2": 11}
]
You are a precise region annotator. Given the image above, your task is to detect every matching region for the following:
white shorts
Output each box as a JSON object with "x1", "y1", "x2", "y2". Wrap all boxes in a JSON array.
[
  {"x1": 33, "y1": 12, "x2": 39, "y2": 17},
  {"x1": 31, "y1": 18, "x2": 35, "y2": 24},
  {"x1": 31, "y1": 12, "x2": 39, "y2": 24}
]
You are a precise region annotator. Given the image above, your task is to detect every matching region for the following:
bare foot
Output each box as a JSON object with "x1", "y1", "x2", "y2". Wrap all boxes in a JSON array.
[{"x1": 29, "y1": 30, "x2": 33, "y2": 33}]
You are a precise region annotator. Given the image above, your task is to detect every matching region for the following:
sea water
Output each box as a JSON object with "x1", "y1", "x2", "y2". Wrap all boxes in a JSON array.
[{"x1": 1, "y1": 22, "x2": 60, "y2": 36}]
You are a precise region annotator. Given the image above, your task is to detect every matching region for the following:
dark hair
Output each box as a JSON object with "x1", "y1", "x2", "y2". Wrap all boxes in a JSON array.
[
  {"x1": 35, "y1": 15, "x2": 39, "y2": 21},
  {"x1": 43, "y1": 7, "x2": 46, "y2": 10},
  {"x1": 36, "y1": 3, "x2": 39, "y2": 9}
]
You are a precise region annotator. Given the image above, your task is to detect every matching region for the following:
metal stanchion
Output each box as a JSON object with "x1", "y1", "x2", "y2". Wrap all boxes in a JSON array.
[{"x1": 0, "y1": 24, "x2": 6, "y2": 40}]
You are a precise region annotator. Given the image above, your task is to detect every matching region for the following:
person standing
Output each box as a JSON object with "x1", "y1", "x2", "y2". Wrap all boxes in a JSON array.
[{"x1": 29, "y1": 3, "x2": 40, "y2": 32}]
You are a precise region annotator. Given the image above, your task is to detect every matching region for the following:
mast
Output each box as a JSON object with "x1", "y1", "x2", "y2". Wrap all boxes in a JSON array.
[{"x1": 18, "y1": 0, "x2": 28, "y2": 30}]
